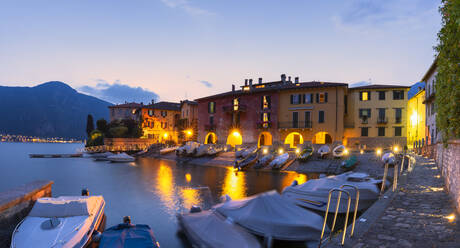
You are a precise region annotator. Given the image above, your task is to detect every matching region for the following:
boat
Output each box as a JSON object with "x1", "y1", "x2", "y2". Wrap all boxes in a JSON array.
[
  {"x1": 240, "y1": 146, "x2": 257, "y2": 158},
  {"x1": 176, "y1": 141, "x2": 200, "y2": 157},
  {"x1": 253, "y1": 153, "x2": 274, "y2": 169},
  {"x1": 10, "y1": 195, "x2": 105, "y2": 248},
  {"x1": 213, "y1": 191, "x2": 327, "y2": 242},
  {"x1": 93, "y1": 152, "x2": 115, "y2": 161},
  {"x1": 99, "y1": 216, "x2": 160, "y2": 248},
  {"x1": 160, "y1": 146, "x2": 178, "y2": 155},
  {"x1": 234, "y1": 150, "x2": 258, "y2": 170},
  {"x1": 332, "y1": 145, "x2": 347, "y2": 158},
  {"x1": 382, "y1": 152, "x2": 396, "y2": 165},
  {"x1": 282, "y1": 172, "x2": 381, "y2": 213},
  {"x1": 269, "y1": 153, "x2": 289, "y2": 170},
  {"x1": 341, "y1": 155, "x2": 358, "y2": 171},
  {"x1": 207, "y1": 145, "x2": 223, "y2": 156},
  {"x1": 234, "y1": 147, "x2": 249, "y2": 158},
  {"x1": 177, "y1": 208, "x2": 261, "y2": 248},
  {"x1": 107, "y1": 153, "x2": 135, "y2": 163},
  {"x1": 318, "y1": 145, "x2": 330, "y2": 159},
  {"x1": 194, "y1": 144, "x2": 210, "y2": 157},
  {"x1": 297, "y1": 146, "x2": 314, "y2": 162}
]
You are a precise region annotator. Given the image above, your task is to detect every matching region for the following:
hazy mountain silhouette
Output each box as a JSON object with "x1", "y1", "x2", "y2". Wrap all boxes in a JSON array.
[{"x1": 0, "y1": 81, "x2": 112, "y2": 139}]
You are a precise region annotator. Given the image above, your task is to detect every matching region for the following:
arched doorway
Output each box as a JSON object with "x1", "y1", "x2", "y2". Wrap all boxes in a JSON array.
[
  {"x1": 226, "y1": 130, "x2": 243, "y2": 147},
  {"x1": 313, "y1": 132, "x2": 332, "y2": 144},
  {"x1": 204, "y1": 132, "x2": 217, "y2": 144},
  {"x1": 258, "y1": 132, "x2": 273, "y2": 147},
  {"x1": 284, "y1": 132, "x2": 304, "y2": 148}
]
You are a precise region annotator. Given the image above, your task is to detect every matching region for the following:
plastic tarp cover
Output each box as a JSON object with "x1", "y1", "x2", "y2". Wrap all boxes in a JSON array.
[
  {"x1": 29, "y1": 196, "x2": 103, "y2": 218},
  {"x1": 179, "y1": 210, "x2": 261, "y2": 248},
  {"x1": 99, "y1": 224, "x2": 159, "y2": 248},
  {"x1": 214, "y1": 190, "x2": 326, "y2": 241}
]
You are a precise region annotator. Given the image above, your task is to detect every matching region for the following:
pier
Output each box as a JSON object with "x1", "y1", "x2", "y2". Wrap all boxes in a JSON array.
[{"x1": 29, "y1": 153, "x2": 83, "y2": 158}]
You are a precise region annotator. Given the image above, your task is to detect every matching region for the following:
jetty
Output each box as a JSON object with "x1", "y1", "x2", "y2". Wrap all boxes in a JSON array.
[{"x1": 29, "y1": 153, "x2": 83, "y2": 158}]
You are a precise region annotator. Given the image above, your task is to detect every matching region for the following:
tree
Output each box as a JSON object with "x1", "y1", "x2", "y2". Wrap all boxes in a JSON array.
[
  {"x1": 435, "y1": 0, "x2": 460, "y2": 142},
  {"x1": 86, "y1": 130, "x2": 104, "y2": 147},
  {"x1": 96, "y1": 119, "x2": 109, "y2": 134},
  {"x1": 86, "y1": 114, "x2": 94, "y2": 137}
]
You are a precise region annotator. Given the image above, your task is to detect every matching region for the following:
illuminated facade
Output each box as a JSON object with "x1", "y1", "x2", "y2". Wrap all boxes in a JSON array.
[
  {"x1": 108, "y1": 102, "x2": 144, "y2": 122},
  {"x1": 141, "y1": 101, "x2": 181, "y2": 144},
  {"x1": 422, "y1": 59, "x2": 438, "y2": 145},
  {"x1": 407, "y1": 83, "x2": 426, "y2": 149}
]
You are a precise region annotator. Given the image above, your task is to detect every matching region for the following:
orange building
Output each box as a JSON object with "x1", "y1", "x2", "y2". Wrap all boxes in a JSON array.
[{"x1": 141, "y1": 101, "x2": 181, "y2": 144}]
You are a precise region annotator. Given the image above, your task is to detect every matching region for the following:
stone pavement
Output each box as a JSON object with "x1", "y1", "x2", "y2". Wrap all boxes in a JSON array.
[{"x1": 353, "y1": 156, "x2": 459, "y2": 248}]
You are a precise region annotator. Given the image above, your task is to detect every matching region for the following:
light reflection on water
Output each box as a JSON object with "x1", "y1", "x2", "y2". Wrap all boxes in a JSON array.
[{"x1": 0, "y1": 143, "x2": 318, "y2": 247}]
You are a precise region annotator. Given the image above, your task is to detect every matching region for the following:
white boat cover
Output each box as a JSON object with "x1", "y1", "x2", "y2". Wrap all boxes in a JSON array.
[
  {"x1": 268, "y1": 153, "x2": 289, "y2": 167},
  {"x1": 195, "y1": 145, "x2": 210, "y2": 156},
  {"x1": 108, "y1": 152, "x2": 134, "y2": 159},
  {"x1": 318, "y1": 145, "x2": 330, "y2": 154},
  {"x1": 178, "y1": 210, "x2": 261, "y2": 248},
  {"x1": 257, "y1": 154, "x2": 273, "y2": 165},
  {"x1": 29, "y1": 196, "x2": 103, "y2": 218},
  {"x1": 332, "y1": 145, "x2": 345, "y2": 157},
  {"x1": 214, "y1": 190, "x2": 326, "y2": 241},
  {"x1": 382, "y1": 152, "x2": 395, "y2": 165}
]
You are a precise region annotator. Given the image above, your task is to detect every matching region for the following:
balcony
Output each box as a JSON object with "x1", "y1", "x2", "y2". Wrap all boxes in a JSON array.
[
  {"x1": 278, "y1": 121, "x2": 312, "y2": 129},
  {"x1": 256, "y1": 121, "x2": 272, "y2": 129},
  {"x1": 204, "y1": 124, "x2": 216, "y2": 131},
  {"x1": 360, "y1": 117, "x2": 369, "y2": 124},
  {"x1": 222, "y1": 104, "x2": 247, "y2": 113},
  {"x1": 395, "y1": 118, "x2": 402, "y2": 124},
  {"x1": 377, "y1": 117, "x2": 388, "y2": 124}
]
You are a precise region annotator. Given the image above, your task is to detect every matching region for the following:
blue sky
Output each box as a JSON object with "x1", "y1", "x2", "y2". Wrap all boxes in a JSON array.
[{"x1": 0, "y1": 0, "x2": 441, "y2": 103}]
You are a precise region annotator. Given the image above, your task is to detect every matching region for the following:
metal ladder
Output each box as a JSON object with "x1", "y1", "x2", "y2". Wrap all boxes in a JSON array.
[
  {"x1": 318, "y1": 185, "x2": 360, "y2": 247},
  {"x1": 380, "y1": 154, "x2": 410, "y2": 195}
]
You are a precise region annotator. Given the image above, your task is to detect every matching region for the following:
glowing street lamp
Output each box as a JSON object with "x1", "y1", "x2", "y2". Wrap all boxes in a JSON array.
[
  {"x1": 278, "y1": 148, "x2": 284, "y2": 155},
  {"x1": 376, "y1": 148, "x2": 382, "y2": 156},
  {"x1": 393, "y1": 146, "x2": 399, "y2": 153},
  {"x1": 360, "y1": 149, "x2": 364, "y2": 155},
  {"x1": 163, "y1": 133, "x2": 168, "y2": 139},
  {"x1": 263, "y1": 148, "x2": 268, "y2": 154},
  {"x1": 344, "y1": 149, "x2": 349, "y2": 155},
  {"x1": 295, "y1": 148, "x2": 300, "y2": 154}
]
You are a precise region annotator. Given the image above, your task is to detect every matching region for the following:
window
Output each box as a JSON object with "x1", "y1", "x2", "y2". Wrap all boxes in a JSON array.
[
  {"x1": 360, "y1": 91, "x2": 370, "y2": 101},
  {"x1": 160, "y1": 110, "x2": 167, "y2": 117},
  {"x1": 148, "y1": 110, "x2": 154, "y2": 116},
  {"x1": 378, "y1": 108, "x2": 386, "y2": 123},
  {"x1": 394, "y1": 127, "x2": 402, "y2": 136},
  {"x1": 305, "y1": 111, "x2": 311, "y2": 128},
  {"x1": 344, "y1": 95, "x2": 348, "y2": 114},
  {"x1": 378, "y1": 91, "x2": 386, "y2": 100},
  {"x1": 359, "y1": 109, "x2": 371, "y2": 118},
  {"x1": 209, "y1": 116, "x2": 214, "y2": 125},
  {"x1": 303, "y1": 93, "x2": 313, "y2": 104},
  {"x1": 395, "y1": 108, "x2": 402, "y2": 123},
  {"x1": 318, "y1": 111, "x2": 325, "y2": 123},
  {"x1": 208, "y1": 102, "x2": 216, "y2": 113},
  {"x1": 290, "y1": 94, "x2": 301, "y2": 104},
  {"x1": 292, "y1": 112, "x2": 299, "y2": 128},
  {"x1": 318, "y1": 92, "x2": 328, "y2": 103},
  {"x1": 361, "y1": 127, "x2": 368, "y2": 137},
  {"x1": 261, "y1": 95, "x2": 271, "y2": 110},
  {"x1": 233, "y1": 98, "x2": 239, "y2": 111},
  {"x1": 393, "y1": 90, "x2": 404, "y2": 100},
  {"x1": 261, "y1": 112, "x2": 270, "y2": 128},
  {"x1": 378, "y1": 127, "x2": 385, "y2": 136}
]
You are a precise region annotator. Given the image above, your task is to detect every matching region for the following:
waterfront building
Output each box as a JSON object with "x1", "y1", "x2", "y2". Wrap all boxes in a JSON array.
[
  {"x1": 141, "y1": 101, "x2": 181, "y2": 143},
  {"x1": 195, "y1": 75, "x2": 347, "y2": 148},
  {"x1": 422, "y1": 59, "x2": 438, "y2": 145},
  {"x1": 178, "y1": 100, "x2": 198, "y2": 142},
  {"x1": 108, "y1": 102, "x2": 144, "y2": 122},
  {"x1": 407, "y1": 82, "x2": 426, "y2": 149},
  {"x1": 344, "y1": 85, "x2": 410, "y2": 149}
]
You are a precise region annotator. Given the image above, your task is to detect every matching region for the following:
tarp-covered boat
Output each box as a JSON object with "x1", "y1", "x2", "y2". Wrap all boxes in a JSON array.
[
  {"x1": 269, "y1": 153, "x2": 289, "y2": 170},
  {"x1": 194, "y1": 144, "x2": 210, "y2": 157},
  {"x1": 282, "y1": 172, "x2": 381, "y2": 213},
  {"x1": 93, "y1": 152, "x2": 115, "y2": 161},
  {"x1": 107, "y1": 153, "x2": 135, "y2": 163},
  {"x1": 213, "y1": 191, "x2": 327, "y2": 242},
  {"x1": 177, "y1": 210, "x2": 261, "y2": 248},
  {"x1": 160, "y1": 146, "x2": 179, "y2": 155},
  {"x1": 341, "y1": 155, "x2": 358, "y2": 171},
  {"x1": 332, "y1": 145, "x2": 346, "y2": 158},
  {"x1": 318, "y1": 145, "x2": 330, "y2": 159},
  {"x1": 176, "y1": 141, "x2": 200, "y2": 157},
  {"x1": 235, "y1": 149, "x2": 258, "y2": 170},
  {"x1": 382, "y1": 152, "x2": 396, "y2": 165},
  {"x1": 11, "y1": 196, "x2": 105, "y2": 248},
  {"x1": 253, "y1": 153, "x2": 274, "y2": 169},
  {"x1": 99, "y1": 218, "x2": 160, "y2": 248},
  {"x1": 298, "y1": 146, "x2": 313, "y2": 162}
]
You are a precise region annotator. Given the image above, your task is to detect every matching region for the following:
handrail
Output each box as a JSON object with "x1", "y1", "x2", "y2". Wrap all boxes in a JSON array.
[
  {"x1": 339, "y1": 185, "x2": 360, "y2": 237},
  {"x1": 380, "y1": 163, "x2": 389, "y2": 195},
  {"x1": 318, "y1": 188, "x2": 352, "y2": 247},
  {"x1": 392, "y1": 159, "x2": 399, "y2": 191}
]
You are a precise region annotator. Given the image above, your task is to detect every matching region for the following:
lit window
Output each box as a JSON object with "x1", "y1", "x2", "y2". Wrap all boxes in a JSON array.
[
  {"x1": 262, "y1": 95, "x2": 270, "y2": 109},
  {"x1": 233, "y1": 98, "x2": 239, "y2": 111},
  {"x1": 148, "y1": 110, "x2": 154, "y2": 116},
  {"x1": 361, "y1": 92, "x2": 369, "y2": 101},
  {"x1": 319, "y1": 93, "x2": 325, "y2": 103}
]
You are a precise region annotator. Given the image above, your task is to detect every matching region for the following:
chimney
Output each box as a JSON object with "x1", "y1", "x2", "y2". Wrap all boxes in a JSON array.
[
  {"x1": 288, "y1": 76, "x2": 291, "y2": 83},
  {"x1": 295, "y1": 77, "x2": 299, "y2": 84},
  {"x1": 232, "y1": 84, "x2": 235, "y2": 91},
  {"x1": 249, "y1": 79, "x2": 253, "y2": 87},
  {"x1": 245, "y1": 79, "x2": 248, "y2": 86},
  {"x1": 151, "y1": 99, "x2": 155, "y2": 105},
  {"x1": 258, "y1": 77, "x2": 262, "y2": 84},
  {"x1": 281, "y1": 74, "x2": 286, "y2": 84}
]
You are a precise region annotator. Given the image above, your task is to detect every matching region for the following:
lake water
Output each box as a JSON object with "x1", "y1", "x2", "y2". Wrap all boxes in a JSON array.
[{"x1": 0, "y1": 142, "x2": 316, "y2": 247}]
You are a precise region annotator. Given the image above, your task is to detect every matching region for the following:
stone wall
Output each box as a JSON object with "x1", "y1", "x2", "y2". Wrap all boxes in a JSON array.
[
  {"x1": 0, "y1": 180, "x2": 53, "y2": 248},
  {"x1": 104, "y1": 137, "x2": 159, "y2": 148},
  {"x1": 436, "y1": 139, "x2": 460, "y2": 213}
]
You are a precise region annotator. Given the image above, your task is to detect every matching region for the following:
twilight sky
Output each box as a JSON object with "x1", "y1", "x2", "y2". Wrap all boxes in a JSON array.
[{"x1": 0, "y1": 0, "x2": 441, "y2": 103}]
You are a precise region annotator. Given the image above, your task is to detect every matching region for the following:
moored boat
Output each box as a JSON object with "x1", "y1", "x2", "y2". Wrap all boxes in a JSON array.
[
  {"x1": 341, "y1": 155, "x2": 358, "y2": 171},
  {"x1": 234, "y1": 150, "x2": 258, "y2": 170},
  {"x1": 282, "y1": 172, "x2": 381, "y2": 213},
  {"x1": 194, "y1": 144, "x2": 210, "y2": 157},
  {"x1": 318, "y1": 145, "x2": 330, "y2": 159},
  {"x1": 297, "y1": 146, "x2": 314, "y2": 162},
  {"x1": 107, "y1": 153, "x2": 135, "y2": 163},
  {"x1": 160, "y1": 146, "x2": 179, "y2": 155},
  {"x1": 269, "y1": 153, "x2": 289, "y2": 170},
  {"x1": 207, "y1": 145, "x2": 223, "y2": 156},
  {"x1": 253, "y1": 153, "x2": 274, "y2": 169},
  {"x1": 382, "y1": 152, "x2": 396, "y2": 165},
  {"x1": 99, "y1": 216, "x2": 160, "y2": 248},
  {"x1": 332, "y1": 145, "x2": 347, "y2": 158},
  {"x1": 93, "y1": 152, "x2": 115, "y2": 161},
  {"x1": 10, "y1": 195, "x2": 105, "y2": 248}
]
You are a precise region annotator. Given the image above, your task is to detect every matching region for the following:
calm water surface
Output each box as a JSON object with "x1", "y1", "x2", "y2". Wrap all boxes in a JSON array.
[{"x1": 0, "y1": 142, "x2": 316, "y2": 247}]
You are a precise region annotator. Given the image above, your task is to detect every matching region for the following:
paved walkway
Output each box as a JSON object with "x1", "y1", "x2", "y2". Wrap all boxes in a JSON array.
[{"x1": 354, "y1": 156, "x2": 459, "y2": 248}]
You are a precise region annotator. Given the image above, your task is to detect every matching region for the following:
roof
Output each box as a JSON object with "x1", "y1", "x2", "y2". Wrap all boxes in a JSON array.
[
  {"x1": 408, "y1": 82, "x2": 425, "y2": 100},
  {"x1": 108, "y1": 102, "x2": 144, "y2": 109},
  {"x1": 195, "y1": 81, "x2": 348, "y2": 101},
  {"x1": 180, "y1": 100, "x2": 198, "y2": 106},
  {"x1": 145, "y1": 101, "x2": 180, "y2": 111},
  {"x1": 421, "y1": 58, "x2": 437, "y2": 82},
  {"x1": 350, "y1": 84, "x2": 411, "y2": 90}
]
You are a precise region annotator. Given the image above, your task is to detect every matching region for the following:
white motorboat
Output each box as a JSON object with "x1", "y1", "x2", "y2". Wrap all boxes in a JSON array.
[
  {"x1": 107, "y1": 152, "x2": 135, "y2": 163},
  {"x1": 268, "y1": 152, "x2": 289, "y2": 170},
  {"x1": 207, "y1": 146, "x2": 223, "y2": 156},
  {"x1": 92, "y1": 152, "x2": 115, "y2": 161},
  {"x1": 382, "y1": 152, "x2": 396, "y2": 165},
  {"x1": 282, "y1": 172, "x2": 381, "y2": 213},
  {"x1": 11, "y1": 195, "x2": 105, "y2": 248},
  {"x1": 318, "y1": 145, "x2": 330, "y2": 159},
  {"x1": 332, "y1": 145, "x2": 346, "y2": 158},
  {"x1": 160, "y1": 146, "x2": 178, "y2": 155},
  {"x1": 213, "y1": 191, "x2": 327, "y2": 242},
  {"x1": 177, "y1": 209, "x2": 261, "y2": 248},
  {"x1": 176, "y1": 141, "x2": 200, "y2": 157},
  {"x1": 235, "y1": 146, "x2": 249, "y2": 158},
  {"x1": 194, "y1": 144, "x2": 210, "y2": 157}
]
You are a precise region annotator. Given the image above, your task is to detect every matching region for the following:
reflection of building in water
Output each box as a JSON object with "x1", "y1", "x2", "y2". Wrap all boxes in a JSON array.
[
  {"x1": 180, "y1": 188, "x2": 201, "y2": 210},
  {"x1": 281, "y1": 173, "x2": 308, "y2": 190},
  {"x1": 222, "y1": 169, "x2": 247, "y2": 200},
  {"x1": 155, "y1": 164, "x2": 177, "y2": 214}
]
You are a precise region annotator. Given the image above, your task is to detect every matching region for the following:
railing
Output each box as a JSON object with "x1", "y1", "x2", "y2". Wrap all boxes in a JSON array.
[
  {"x1": 360, "y1": 117, "x2": 368, "y2": 124},
  {"x1": 204, "y1": 124, "x2": 215, "y2": 131},
  {"x1": 222, "y1": 104, "x2": 247, "y2": 112},
  {"x1": 377, "y1": 117, "x2": 388, "y2": 124},
  {"x1": 277, "y1": 121, "x2": 312, "y2": 129},
  {"x1": 256, "y1": 121, "x2": 272, "y2": 129},
  {"x1": 395, "y1": 118, "x2": 402, "y2": 124}
]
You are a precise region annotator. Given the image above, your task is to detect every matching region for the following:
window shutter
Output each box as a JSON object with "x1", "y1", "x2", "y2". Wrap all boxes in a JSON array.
[
  {"x1": 316, "y1": 93, "x2": 319, "y2": 103},
  {"x1": 401, "y1": 91, "x2": 404, "y2": 99},
  {"x1": 290, "y1": 95, "x2": 293, "y2": 104},
  {"x1": 261, "y1": 96, "x2": 264, "y2": 110},
  {"x1": 325, "y1": 92, "x2": 328, "y2": 102},
  {"x1": 267, "y1": 96, "x2": 271, "y2": 109},
  {"x1": 359, "y1": 92, "x2": 362, "y2": 101},
  {"x1": 368, "y1": 91, "x2": 371, "y2": 100},
  {"x1": 268, "y1": 113, "x2": 271, "y2": 121},
  {"x1": 302, "y1": 94, "x2": 305, "y2": 104},
  {"x1": 310, "y1": 94, "x2": 313, "y2": 103},
  {"x1": 368, "y1": 109, "x2": 371, "y2": 118},
  {"x1": 208, "y1": 102, "x2": 210, "y2": 113}
]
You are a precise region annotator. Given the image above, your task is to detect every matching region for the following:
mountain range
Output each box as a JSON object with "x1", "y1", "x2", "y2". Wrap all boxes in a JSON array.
[{"x1": 0, "y1": 81, "x2": 112, "y2": 139}]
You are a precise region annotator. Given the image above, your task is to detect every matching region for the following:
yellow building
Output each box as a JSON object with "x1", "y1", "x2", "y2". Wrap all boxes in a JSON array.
[
  {"x1": 344, "y1": 85, "x2": 410, "y2": 149},
  {"x1": 407, "y1": 86, "x2": 426, "y2": 149},
  {"x1": 142, "y1": 101, "x2": 181, "y2": 144},
  {"x1": 278, "y1": 81, "x2": 348, "y2": 148}
]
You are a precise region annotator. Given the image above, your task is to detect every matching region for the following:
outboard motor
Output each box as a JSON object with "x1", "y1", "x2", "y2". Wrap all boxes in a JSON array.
[{"x1": 81, "y1": 188, "x2": 89, "y2": 196}]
